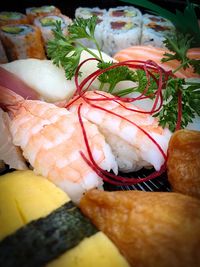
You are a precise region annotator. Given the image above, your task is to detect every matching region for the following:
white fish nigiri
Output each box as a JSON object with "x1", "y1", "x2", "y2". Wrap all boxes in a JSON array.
[{"x1": 1, "y1": 59, "x2": 76, "y2": 102}]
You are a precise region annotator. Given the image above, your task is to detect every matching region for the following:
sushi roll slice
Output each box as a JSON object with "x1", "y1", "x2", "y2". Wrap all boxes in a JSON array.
[
  {"x1": 34, "y1": 14, "x2": 72, "y2": 48},
  {"x1": 75, "y1": 6, "x2": 107, "y2": 21},
  {"x1": 0, "y1": 39, "x2": 8, "y2": 63},
  {"x1": 141, "y1": 13, "x2": 176, "y2": 48},
  {"x1": 26, "y1": 5, "x2": 61, "y2": 24},
  {"x1": 0, "y1": 11, "x2": 28, "y2": 27},
  {"x1": 0, "y1": 24, "x2": 46, "y2": 61},
  {"x1": 75, "y1": 7, "x2": 107, "y2": 49},
  {"x1": 107, "y1": 6, "x2": 142, "y2": 25},
  {"x1": 101, "y1": 18, "x2": 141, "y2": 56},
  {"x1": 0, "y1": 170, "x2": 130, "y2": 267}
]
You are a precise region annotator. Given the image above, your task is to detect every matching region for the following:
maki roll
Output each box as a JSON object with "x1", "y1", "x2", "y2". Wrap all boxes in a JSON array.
[
  {"x1": 26, "y1": 5, "x2": 61, "y2": 24},
  {"x1": 101, "y1": 18, "x2": 141, "y2": 56},
  {"x1": 141, "y1": 13, "x2": 175, "y2": 48},
  {"x1": 0, "y1": 11, "x2": 28, "y2": 27},
  {"x1": 34, "y1": 14, "x2": 72, "y2": 48},
  {"x1": 107, "y1": 6, "x2": 142, "y2": 25},
  {"x1": 0, "y1": 170, "x2": 130, "y2": 267},
  {"x1": 75, "y1": 6, "x2": 107, "y2": 21},
  {"x1": 0, "y1": 24, "x2": 46, "y2": 61},
  {"x1": 75, "y1": 7, "x2": 107, "y2": 49},
  {"x1": 0, "y1": 39, "x2": 8, "y2": 63}
]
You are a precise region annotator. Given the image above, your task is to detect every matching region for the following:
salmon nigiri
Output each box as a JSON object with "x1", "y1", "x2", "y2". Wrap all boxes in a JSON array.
[{"x1": 114, "y1": 45, "x2": 200, "y2": 78}]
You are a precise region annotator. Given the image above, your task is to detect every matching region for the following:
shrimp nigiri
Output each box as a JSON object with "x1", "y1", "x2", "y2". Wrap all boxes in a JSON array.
[
  {"x1": 0, "y1": 86, "x2": 118, "y2": 203},
  {"x1": 68, "y1": 91, "x2": 172, "y2": 173}
]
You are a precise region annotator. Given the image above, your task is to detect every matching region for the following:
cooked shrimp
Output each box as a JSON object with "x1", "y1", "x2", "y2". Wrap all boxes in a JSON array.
[
  {"x1": 114, "y1": 46, "x2": 200, "y2": 78},
  {"x1": 68, "y1": 91, "x2": 172, "y2": 172},
  {"x1": 0, "y1": 87, "x2": 118, "y2": 203}
]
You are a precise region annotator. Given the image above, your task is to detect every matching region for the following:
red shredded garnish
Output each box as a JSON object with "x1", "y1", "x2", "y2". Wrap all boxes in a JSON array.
[
  {"x1": 77, "y1": 103, "x2": 166, "y2": 185},
  {"x1": 176, "y1": 89, "x2": 182, "y2": 131},
  {"x1": 67, "y1": 58, "x2": 182, "y2": 186}
]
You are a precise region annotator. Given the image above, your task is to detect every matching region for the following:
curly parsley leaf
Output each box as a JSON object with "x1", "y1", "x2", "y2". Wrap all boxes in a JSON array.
[
  {"x1": 47, "y1": 17, "x2": 200, "y2": 132},
  {"x1": 97, "y1": 62, "x2": 136, "y2": 93},
  {"x1": 162, "y1": 33, "x2": 200, "y2": 74},
  {"x1": 132, "y1": 70, "x2": 159, "y2": 98},
  {"x1": 47, "y1": 17, "x2": 102, "y2": 80},
  {"x1": 154, "y1": 78, "x2": 200, "y2": 132},
  {"x1": 68, "y1": 16, "x2": 97, "y2": 40}
]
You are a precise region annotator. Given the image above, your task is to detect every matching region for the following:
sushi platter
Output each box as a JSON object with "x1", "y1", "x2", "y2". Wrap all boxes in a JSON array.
[{"x1": 0, "y1": 0, "x2": 200, "y2": 267}]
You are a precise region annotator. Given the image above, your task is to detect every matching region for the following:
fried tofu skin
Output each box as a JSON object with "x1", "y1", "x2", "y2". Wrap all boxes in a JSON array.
[
  {"x1": 167, "y1": 129, "x2": 200, "y2": 199},
  {"x1": 79, "y1": 189, "x2": 200, "y2": 267}
]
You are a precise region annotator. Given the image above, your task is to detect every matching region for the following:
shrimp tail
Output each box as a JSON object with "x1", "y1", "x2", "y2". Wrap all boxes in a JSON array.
[{"x1": 0, "y1": 85, "x2": 24, "y2": 112}]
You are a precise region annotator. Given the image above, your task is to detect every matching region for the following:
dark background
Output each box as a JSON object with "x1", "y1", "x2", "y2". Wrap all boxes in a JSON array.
[{"x1": 0, "y1": 0, "x2": 200, "y2": 18}]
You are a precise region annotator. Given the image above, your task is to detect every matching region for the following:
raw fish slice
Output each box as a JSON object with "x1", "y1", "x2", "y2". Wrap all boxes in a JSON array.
[
  {"x1": 0, "y1": 67, "x2": 39, "y2": 100},
  {"x1": 114, "y1": 46, "x2": 200, "y2": 78},
  {"x1": 1, "y1": 59, "x2": 76, "y2": 102}
]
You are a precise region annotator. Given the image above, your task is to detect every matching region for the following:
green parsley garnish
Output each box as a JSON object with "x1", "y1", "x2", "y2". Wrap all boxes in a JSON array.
[
  {"x1": 162, "y1": 33, "x2": 200, "y2": 74},
  {"x1": 97, "y1": 62, "x2": 136, "y2": 94},
  {"x1": 48, "y1": 15, "x2": 200, "y2": 132},
  {"x1": 47, "y1": 17, "x2": 103, "y2": 79},
  {"x1": 154, "y1": 78, "x2": 200, "y2": 132}
]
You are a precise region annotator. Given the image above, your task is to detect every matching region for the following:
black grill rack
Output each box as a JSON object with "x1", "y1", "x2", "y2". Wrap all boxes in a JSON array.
[
  {"x1": 104, "y1": 170, "x2": 171, "y2": 192},
  {"x1": 1, "y1": 165, "x2": 171, "y2": 192}
]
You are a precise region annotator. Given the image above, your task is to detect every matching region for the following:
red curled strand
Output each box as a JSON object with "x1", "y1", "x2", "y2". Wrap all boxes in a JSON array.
[
  {"x1": 77, "y1": 103, "x2": 166, "y2": 185},
  {"x1": 69, "y1": 58, "x2": 182, "y2": 186}
]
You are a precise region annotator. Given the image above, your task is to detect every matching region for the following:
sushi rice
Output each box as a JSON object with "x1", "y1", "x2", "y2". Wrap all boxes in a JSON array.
[{"x1": 74, "y1": 6, "x2": 176, "y2": 55}]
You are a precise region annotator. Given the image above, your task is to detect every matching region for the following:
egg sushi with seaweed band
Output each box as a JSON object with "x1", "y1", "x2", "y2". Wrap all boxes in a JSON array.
[
  {"x1": 34, "y1": 14, "x2": 72, "y2": 47},
  {"x1": 0, "y1": 24, "x2": 46, "y2": 61},
  {"x1": 0, "y1": 170, "x2": 130, "y2": 267},
  {"x1": 26, "y1": 5, "x2": 61, "y2": 24},
  {"x1": 0, "y1": 11, "x2": 28, "y2": 27}
]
